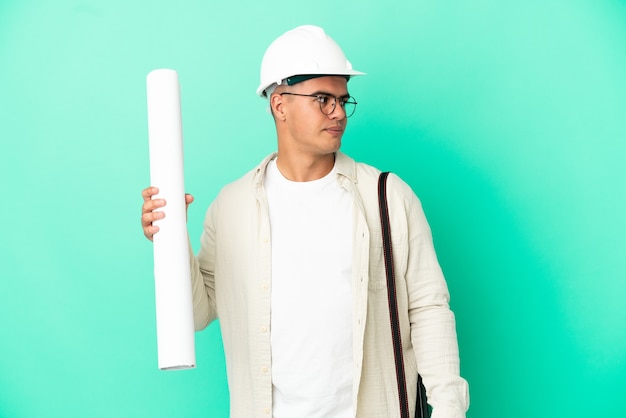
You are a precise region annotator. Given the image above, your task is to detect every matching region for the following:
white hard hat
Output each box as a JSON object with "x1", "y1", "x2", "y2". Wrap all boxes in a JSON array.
[{"x1": 256, "y1": 25, "x2": 365, "y2": 97}]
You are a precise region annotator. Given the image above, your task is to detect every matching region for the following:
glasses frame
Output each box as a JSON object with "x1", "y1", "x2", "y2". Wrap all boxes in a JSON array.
[{"x1": 279, "y1": 92, "x2": 358, "y2": 118}]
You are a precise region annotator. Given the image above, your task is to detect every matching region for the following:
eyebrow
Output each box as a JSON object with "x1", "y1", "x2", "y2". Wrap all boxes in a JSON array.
[{"x1": 311, "y1": 90, "x2": 351, "y2": 99}]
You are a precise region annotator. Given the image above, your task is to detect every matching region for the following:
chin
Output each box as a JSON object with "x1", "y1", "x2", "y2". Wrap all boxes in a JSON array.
[{"x1": 328, "y1": 141, "x2": 342, "y2": 154}]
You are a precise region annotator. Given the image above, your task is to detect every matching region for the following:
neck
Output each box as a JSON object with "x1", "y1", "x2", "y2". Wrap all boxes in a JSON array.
[{"x1": 275, "y1": 151, "x2": 335, "y2": 182}]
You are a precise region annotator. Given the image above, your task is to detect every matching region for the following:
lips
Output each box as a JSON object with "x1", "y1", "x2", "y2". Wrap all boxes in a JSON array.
[{"x1": 325, "y1": 125, "x2": 344, "y2": 135}]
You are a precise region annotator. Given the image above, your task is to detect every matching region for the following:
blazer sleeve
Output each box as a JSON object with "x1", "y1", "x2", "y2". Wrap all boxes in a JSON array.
[
  {"x1": 189, "y1": 199, "x2": 219, "y2": 331},
  {"x1": 395, "y1": 175, "x2": 470, "y2": 418}
]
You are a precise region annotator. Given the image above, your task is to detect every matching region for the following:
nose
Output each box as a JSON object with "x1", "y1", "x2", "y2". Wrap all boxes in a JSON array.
[{"x1": 328, "y1": 99, "x2": 347, "y2": 120}]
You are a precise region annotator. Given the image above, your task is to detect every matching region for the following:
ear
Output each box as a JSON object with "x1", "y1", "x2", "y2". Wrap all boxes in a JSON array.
[{"x1": 270, "y1": 93, "x2": 287, "y2": 121}]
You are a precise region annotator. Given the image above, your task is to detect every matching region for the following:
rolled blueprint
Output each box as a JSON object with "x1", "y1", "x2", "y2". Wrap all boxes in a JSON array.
[{"x1": 146, "y1": 69, "x2": 196, "y2": 370}]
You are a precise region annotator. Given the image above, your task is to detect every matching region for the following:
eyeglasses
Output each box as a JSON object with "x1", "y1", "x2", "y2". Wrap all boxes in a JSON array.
[{"x1": 279, "y1": 92, "x2": 358, "y2": 118}]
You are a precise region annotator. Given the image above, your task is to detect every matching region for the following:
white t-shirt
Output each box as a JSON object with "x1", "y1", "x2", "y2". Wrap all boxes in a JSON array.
[{"x1": 265, "y1": 158, "x2": 354, "y2": 418}]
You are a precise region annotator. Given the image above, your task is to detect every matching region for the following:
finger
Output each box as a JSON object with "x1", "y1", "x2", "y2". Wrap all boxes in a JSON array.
[
  {"x1": 141, "y1": 210, "x2": 165, "y2": 227},
  {"x1": 143, "y1": 224, "x2": 160, "y2": 241},
  {"x1": 142, "y1": 197, "x2": 166, "y2": 214},
  {"x1": 185, "y1": 193, "x2": 194, "y2": 205},
  {"x1": 141, "y1": 186, "x2": 159, "y2": 202}
]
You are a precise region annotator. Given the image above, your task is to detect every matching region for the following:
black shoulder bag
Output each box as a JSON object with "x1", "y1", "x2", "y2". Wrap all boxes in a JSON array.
[{"x1": 378, "y1": 172, "x2": 431, "y2": 418}]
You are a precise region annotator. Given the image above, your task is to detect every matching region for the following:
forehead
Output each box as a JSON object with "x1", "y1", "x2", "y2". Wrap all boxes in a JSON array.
[{"x1": 293, "y1": 76, "x2": 349, "y2": 94}]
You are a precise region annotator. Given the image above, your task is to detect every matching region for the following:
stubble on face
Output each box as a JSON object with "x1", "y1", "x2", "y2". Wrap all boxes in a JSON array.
[
  {"x1": 272, "y1": 76, "x2": 351, "y2": 181},
  {"x1": 280, "y1": 76, "x2": 350, "y2": 157}
]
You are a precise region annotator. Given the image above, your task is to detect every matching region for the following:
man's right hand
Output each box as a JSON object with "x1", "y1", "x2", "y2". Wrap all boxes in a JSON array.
[{"x1": 141, "y1": 186, "x2": 194, "y2": 242}]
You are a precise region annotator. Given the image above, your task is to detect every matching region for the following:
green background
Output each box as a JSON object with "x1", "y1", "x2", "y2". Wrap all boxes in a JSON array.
[{"x1": 1, "y1": 0, "x2": 625, "y2": 417}]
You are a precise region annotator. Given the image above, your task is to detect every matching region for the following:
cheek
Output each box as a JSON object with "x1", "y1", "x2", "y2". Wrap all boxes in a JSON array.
[{"x1": 291, "y1": 109, "x2": 321, "y2": 133}]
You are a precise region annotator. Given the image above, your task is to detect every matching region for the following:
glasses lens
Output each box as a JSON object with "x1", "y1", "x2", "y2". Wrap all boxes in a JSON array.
[
  {"x1": 319, "y1": 96, "x2": 335, "y2": 115},
  {"x1": 318, "y1": 95, "x2": 357, "y2": 118},
  {"x1": 344, "y1": 98, "x2": 356, "y2": 118}
]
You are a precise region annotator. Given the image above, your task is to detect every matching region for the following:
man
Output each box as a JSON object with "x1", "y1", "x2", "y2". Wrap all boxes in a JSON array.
[{"x1": 141, "y1": 25, "x2": 469, "y2": 418}]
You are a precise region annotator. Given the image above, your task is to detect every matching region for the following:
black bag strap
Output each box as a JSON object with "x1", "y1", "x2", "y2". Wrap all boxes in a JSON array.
[{"x1": 378, "y1": 172, "x2": 430, "y2": 418}]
